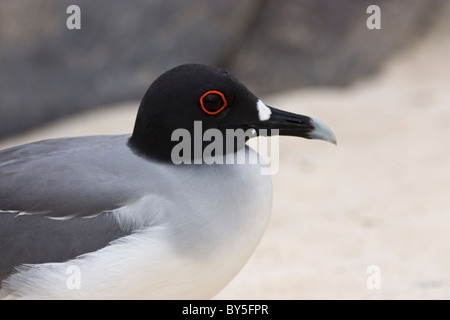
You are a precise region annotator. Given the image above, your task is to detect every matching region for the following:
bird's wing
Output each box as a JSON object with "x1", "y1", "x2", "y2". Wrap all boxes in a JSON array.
[
  {"x1": 0, "y1": 135, "x2": 166, "y2": 283},
  {"x1": 0, "y1": 211, "x2": 130, "y2": 285},
  {"x1": 0, "y1": 136, "x2": 144, "y2": 218}
]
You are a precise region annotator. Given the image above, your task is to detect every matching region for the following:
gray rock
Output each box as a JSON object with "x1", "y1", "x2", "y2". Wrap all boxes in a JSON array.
[
  {"x1": 0, "y1": 0, "x2": 445, "y2": 138},
  {"x1": 0, "y1": 0, "x2": 253, "y2": 137},
  {"x1": 225, "y1": 0, "x2": 446, "y2": 93}
]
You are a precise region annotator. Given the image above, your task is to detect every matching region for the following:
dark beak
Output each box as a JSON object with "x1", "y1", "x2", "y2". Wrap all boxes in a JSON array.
[{"x1": 250, "y1": 106, "x2": 337, "y2": 145}]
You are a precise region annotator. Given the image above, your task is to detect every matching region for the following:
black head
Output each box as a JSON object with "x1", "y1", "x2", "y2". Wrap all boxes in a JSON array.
[{"x1": 129, "y1": 64, "x2": 336, "y2": 162}]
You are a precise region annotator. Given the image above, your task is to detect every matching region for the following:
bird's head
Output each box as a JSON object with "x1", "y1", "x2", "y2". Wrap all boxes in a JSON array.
[{"x1": 129, "y1": 64, "x2": 336, "y2": 162}]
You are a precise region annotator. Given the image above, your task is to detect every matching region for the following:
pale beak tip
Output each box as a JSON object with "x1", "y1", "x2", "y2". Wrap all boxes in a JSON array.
[{"x1": 309, "y1": 118, "x2": 337, "y2": 145}]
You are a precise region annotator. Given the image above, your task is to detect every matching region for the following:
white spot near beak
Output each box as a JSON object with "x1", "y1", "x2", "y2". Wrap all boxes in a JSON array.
[{"x1": 257, "y1": 100, "x2": 271, "y2": 121}]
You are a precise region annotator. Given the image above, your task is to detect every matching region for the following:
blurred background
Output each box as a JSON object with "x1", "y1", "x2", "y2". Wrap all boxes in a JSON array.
[
  {"x1": 1, "y1": 0, "x2": 449, "y2": 299},
  {"x1": 0, "y1": 0, "x2": 445, "y2": 138}
]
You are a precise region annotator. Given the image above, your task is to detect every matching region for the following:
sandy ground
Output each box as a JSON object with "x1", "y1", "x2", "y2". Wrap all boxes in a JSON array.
[{"x1": 1, "y1": 9, "x2": 449, "y2": 299}]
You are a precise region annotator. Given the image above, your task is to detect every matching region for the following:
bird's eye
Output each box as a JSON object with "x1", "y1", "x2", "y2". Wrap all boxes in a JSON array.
[{"x1": 199, "y1": 91, "x2": 228, "y2": 115}]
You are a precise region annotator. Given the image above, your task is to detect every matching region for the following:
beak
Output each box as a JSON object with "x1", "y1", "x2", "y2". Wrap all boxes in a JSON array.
[{"x1": 250, "y1": 106, "x2": 337, "y2": 145}]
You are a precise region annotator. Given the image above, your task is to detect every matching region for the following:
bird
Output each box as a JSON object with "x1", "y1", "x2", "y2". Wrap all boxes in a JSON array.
[{"x1": 0, "y1": 64, "x2": 336, "y2": 299}]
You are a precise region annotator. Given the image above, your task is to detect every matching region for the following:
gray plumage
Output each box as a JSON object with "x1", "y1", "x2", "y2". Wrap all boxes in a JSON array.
[
  {"x1": 0, "y1": 135, "x2": 144, "y2": 217},
  {"x1": 0, "y1": 64, "x2": 336, "y2": 299},
  {"x1": 0, "y1": 212, "x2": 130, "y2": 282},
  {"x1": 0, "y1": 134, "x2": 273, "y2": 299}
]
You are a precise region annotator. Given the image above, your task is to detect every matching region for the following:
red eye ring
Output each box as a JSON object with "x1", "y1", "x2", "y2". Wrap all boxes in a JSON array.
[{"x1": 199, "y1": 90, "x2": 228, "y2": 115}]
